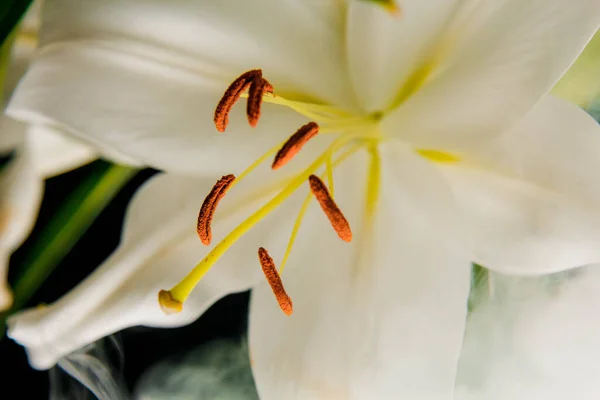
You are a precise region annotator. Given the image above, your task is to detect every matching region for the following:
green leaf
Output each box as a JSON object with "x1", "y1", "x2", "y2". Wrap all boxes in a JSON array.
[{"x1": 0, "y1": 0, "x2": 32, "y2": 47}]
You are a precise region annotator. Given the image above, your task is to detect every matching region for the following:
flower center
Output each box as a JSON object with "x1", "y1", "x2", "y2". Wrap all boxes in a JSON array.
[{"x1": 158, "y1": 68, "x2": 458, "y2": 315}]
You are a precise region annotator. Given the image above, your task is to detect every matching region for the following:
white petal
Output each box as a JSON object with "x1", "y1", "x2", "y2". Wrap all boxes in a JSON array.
[
  {"x1": 249, "y1": 145, "x2": 471, "y2": 399},
  {"x1": 439, "y1": 96, "x2": 600, "y2": 274},
  {"x1": 7, "y1": 0, "x2": 356, "y2": 173},
  {"x1": 0, "y1": 117, "x2": 25, "y2": 153},
  {"x1": 8, "y1": 170, "x2": 307, "y2": 369},
  {"x1": 346, "y1": 0, "x2": 460, "y2": 112},
  {"x1": 41, "y1": 0, "x2": 353, "y2": 106},
  {"x1": 26, "y1": 124, "x2": 96, "y2": 178},
  {"x1": 456, "y1": 266, "x2": 600, "y2": 400},
  {"x1": 0, "y1": 144, "x2": 43, "y2": 310},
  {"x1": 383, "y1": 0, "x2": 600, "y2": 150},
  {"x1": 8, "y1": 45, "x2": 328, "y2": 175}
]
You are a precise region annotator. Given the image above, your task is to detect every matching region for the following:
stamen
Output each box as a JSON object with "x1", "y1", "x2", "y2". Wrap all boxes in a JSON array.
[
  {"x1": 272, "y1": 122, "x2": 320, "y2": 170},
  {"x1": 258, "y1": 247, "x2": 293, "y2": 316},
  {"x1": 197, "y1": 174, "x2": 236, "y2": 245},
  {"x1": 158, "y1": 290, "x2": 183, "y2": 314},
  {"x1": 247, "y1": 77, "x2": 271, "y2": 128},
  {"x1": 308, "y1": 175, "x2": 352, "y2": 242},
  {"x1": 214, "y1": 69, "x2": 262, "y2": 132},
  {"x1": 162, "y1": 135, "x2": 361, "y2": 306}
]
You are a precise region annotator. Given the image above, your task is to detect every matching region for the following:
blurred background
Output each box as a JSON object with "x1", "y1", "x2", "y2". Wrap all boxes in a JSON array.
[{"x1": 1, "y1": 161, "x2": 256, "y2": 398}]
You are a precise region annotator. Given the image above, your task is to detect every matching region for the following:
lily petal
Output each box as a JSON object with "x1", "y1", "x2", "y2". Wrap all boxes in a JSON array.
[
  {"x1": 249, "y1": 146, "x2": 471, "y2": 399},
  {"x1": 6, "y1": 0, "x2": 357, "y2": 174},
  {"x1": 440, "y1": 95, "x2": 600, "y2": 274},
  {"x1": 383, "y1": 0, "x2": 600, "y2": 150},
  {"x1": 456, "y1": 266, "x2": 600, "y2": 400},
  {"x1": 26, "y1": 123, "x2": 96, "y2": 178},
  {"x1": 0, "y1": 143, "x2": 43, "y2": 310},
  {"x1": 8, "y1": 45, "x2": 326, "y2": 175},
  {"x1": 8, "y1": 170, "x2": 305, "y2": 369},
  {"x1": 346, "y1": 0, "x2": 460, "y2": 112}
]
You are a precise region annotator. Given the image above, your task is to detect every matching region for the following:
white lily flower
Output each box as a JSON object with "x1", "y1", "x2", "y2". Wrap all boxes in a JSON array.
[
  {"x1": 6, "y1": 0, "x2": 600, "y2": 398},
  {"x1": 0, "y1": 0, "x2": 96, "y2": 310}
]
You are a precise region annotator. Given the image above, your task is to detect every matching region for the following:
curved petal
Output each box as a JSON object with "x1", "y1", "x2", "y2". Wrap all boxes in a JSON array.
[
  {"x1": 26, "y1": 124, "x2": 96, "y2": 178},
  {"x1": 7, "y1": 0, "x2": 357, "y2": 174},
  {"x1": 39, "y1": 0, "x2": 353, "y2": 106},
  {"x1": 439, "y1": 96, "x2": 600, "y2": 274},
  {"x1": 249, "y1": 146, "x2": 471, "y2": 399},
  {"x1": 456, "y1": 266, "x2": 600, "y2": 400},
  {"x1": 0, "y1": 143, "x2": 43, "y2": 310},
  {"x1": 383, "y1": 0, "x2": 600, "y2": 150},
  {"x1": 346, "y1": 0, "x2": 461, "y2": 112},
  {"x1": 8, "y1": 170, "x2": 307, "y2": 369},
  {"x1": 7, "y1": 45, "x2": 327, "y2": 175}
]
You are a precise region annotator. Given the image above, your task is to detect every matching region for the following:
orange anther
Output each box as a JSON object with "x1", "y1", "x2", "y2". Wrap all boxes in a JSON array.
[
  {"x1": 272, "y1": 122, "x2": 320, "y2": 170},
  {"x1": 214, "y1": 69, "x2": 262, "y2": 132},
  {"x1": 197, "y1": 174, "x2": 236, "y2": 245},
  {"x1": 247, "y1": 77, "x2": 271, "y2": 128},
  {"x1": 308, "y1": 175, "x2": 352, "y2": 242},
  {"x1": 258, "y1": 247, "x2": 293, "y2": 316}
]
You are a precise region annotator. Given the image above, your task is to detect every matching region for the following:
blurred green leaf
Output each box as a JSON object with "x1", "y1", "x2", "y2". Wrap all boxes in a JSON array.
[
  {"x1": 0, "y1": 162, "x2": 137, "y2": 335},
  {"x1": 552, "y1": 30, "x2": 600, "y2": 109},
  {"x1": 0, "y1": 0, "x2": 32, "y2": 46}
]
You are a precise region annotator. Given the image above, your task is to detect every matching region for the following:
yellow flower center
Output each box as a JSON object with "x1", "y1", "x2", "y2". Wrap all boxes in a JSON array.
[{"x1": 158, "y1": 68, "x2": 459, "y2": 315}]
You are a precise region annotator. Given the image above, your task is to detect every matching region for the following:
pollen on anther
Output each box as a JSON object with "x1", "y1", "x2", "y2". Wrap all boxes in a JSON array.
[
  {"x1": 272, "y1": 122, "x2": 320, "y2": 170},
  {"x1": 258, "y1": 247, "x2": 293, "y2": 316},
  {"x1": 247, "y1": 77, "x2": 271, "y2": 128},
  {"x1": 308, "y1": 175, "x2": 352, "y2": 242},
  {"x1": 214, "y1": 69, "x2": 262, "y2": 132},
  {"x1": 197, "y1": 174, "x2": 236, "y2": 245},
  {"x1": 158, "y1": 290, "x2": 183, "y2": 315}
]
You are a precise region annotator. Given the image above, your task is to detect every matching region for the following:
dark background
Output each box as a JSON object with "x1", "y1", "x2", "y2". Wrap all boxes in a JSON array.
[{"x1": 2, "y1": 160, "x2": 251, "y2": 399}]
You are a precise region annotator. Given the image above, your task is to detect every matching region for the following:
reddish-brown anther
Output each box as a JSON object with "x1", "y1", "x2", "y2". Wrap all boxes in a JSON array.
[
  {"x1": 308, "y1": 175, "x2": 352, "y2": 242},
  {"x1": 247, "y1": 77, "x2": 271, "y2": 128},
  {"x1": 272, "y1": 122, "x2": 320, "y2": 170},
  {"x1": 214, "y1": 69, "x2": 262, "y2": 132},
  {"x1": 258, "y1": 247, "x2": 293, "y2": 316},
  {"x1": 197, "y1": 174, "x2": 236, "y2": 245}
]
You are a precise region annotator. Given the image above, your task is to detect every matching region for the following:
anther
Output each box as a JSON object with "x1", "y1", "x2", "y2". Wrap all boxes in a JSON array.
[
  {"x1": 158, "y1": 290, "x2": 183, "y2": 315},
  {"x1": 272, "y1": 122, "x2": 320, "y2": 170},
  {"x1": 214, "y1": 69, "x2": 262, "y2": 132},
  {"x1": 258, "y1": 247, "x2": 293, "y2": 316},
  {"x1": 308, "y1": 175, "x2": 352, "y2": 242},
  {"x1": 247, "y1": 77, "x2": 271, "y2": 127},
  {"x1": 197, "y1": 174, "x2": 236, "y2": 245}
]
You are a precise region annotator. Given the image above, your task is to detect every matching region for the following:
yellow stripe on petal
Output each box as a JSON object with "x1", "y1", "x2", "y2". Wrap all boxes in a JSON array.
[{"x1": 416, "y1": 149, "x2": 461, "y2": 163}]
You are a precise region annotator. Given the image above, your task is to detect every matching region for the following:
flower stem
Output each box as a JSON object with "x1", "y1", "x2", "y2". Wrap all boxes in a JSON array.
[{"x1": 6, "y1": 163, "x2": 137, "y2": 317}]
